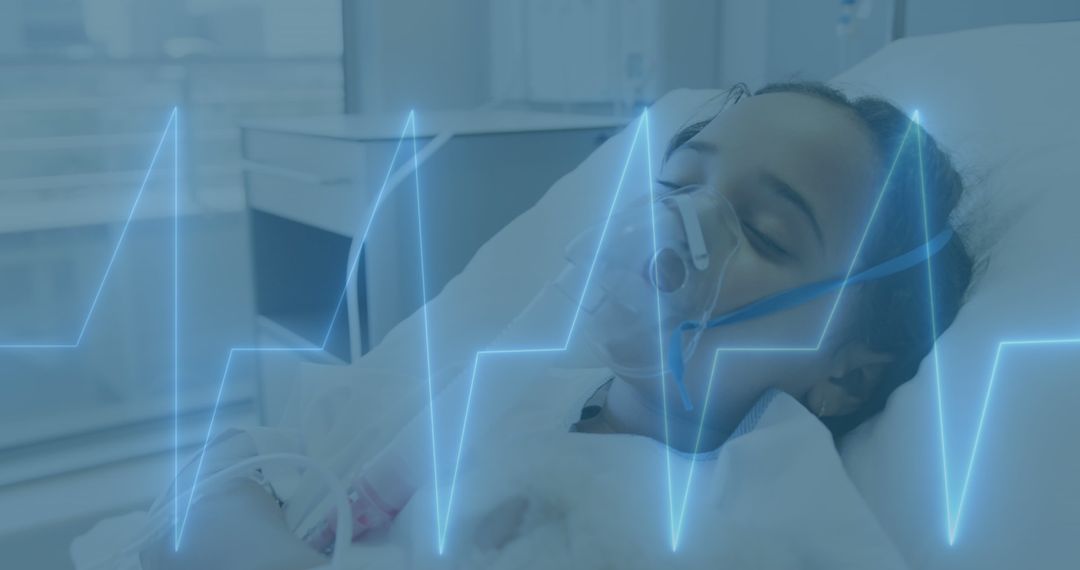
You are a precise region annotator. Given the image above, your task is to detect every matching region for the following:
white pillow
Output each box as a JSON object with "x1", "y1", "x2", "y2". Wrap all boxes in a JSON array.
[{"x1": 834, "y1": 22, "x2": 1080, "y2": 569}]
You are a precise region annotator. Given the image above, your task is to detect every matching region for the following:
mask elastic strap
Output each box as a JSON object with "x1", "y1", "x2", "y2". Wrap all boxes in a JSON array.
[{"x1": 667, "y1": 227, "x2": 955, "y2": 411}]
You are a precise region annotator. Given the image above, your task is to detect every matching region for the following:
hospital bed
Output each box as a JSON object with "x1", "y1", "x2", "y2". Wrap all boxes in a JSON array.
[{"x1": 74, "y1": 20, "x2": 1080, "y2": 570}]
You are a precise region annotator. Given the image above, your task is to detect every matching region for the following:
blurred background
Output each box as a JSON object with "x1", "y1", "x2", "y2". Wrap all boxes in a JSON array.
[{"x1": 1, "y1": 1, "x2": 1078, "y2": 567}]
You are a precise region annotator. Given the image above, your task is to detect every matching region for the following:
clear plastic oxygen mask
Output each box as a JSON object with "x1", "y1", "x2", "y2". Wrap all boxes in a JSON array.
[{"x1": 555, "y1": 184, "x2": 740, "y2": 409}]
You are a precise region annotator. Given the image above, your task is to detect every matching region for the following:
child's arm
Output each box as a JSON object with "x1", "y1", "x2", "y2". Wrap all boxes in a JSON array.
[{"x1": 140, "y1": 479, "x2": 327, "y2": 570}]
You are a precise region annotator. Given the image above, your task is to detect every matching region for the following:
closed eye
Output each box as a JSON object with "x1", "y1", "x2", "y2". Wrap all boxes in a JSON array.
[
  {"x1": 658, "y1": 178, "x2": 792, "y2": 261},
  {"x1": 742, "y1": 222, "x2": 791, "y2": 260},
  {"x1": 654, "y1": 179, "x2": 682, "y2": 197}
]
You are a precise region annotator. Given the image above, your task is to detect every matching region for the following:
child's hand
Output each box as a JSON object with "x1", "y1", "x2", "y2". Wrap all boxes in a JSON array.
[{"x1": 140, "y1": 480, "x2": 327, "y2": 570}]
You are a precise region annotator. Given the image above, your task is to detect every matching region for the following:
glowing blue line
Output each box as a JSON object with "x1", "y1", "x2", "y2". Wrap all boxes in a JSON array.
[
  {"x1": 1001, "y1": 338, "x2": 1080, "y2": 346},
  {"x1": 410, "y1": 112, "x2": 446, "y2": 548},
  {"x1": 176, "y1": 346, "x2": 324, "y2": 544},
  {"x1": 914, "y1": 112, "x2": 955, "y2": 540},
  {"x1": 175, "y1": 114, "x2": 416, "y2": 549},
  {"x1": 675, "y1": 118, "x2": 916, "y2": 358},
  {"x1": 641, "y1": 111, "x2": 679, "y2": 551},
  {"x1": 77, "y1": 109, "x2": 179, "y2": 346},
  {"x1": 661, "y1": 117, "x2": 919, "y2": 546},
  {"x1": 437, "y1": 352, "x2": 482, "y2": 554},
  {"x1": 427, "y1": 110, "x2": 934, "y2": 552},
  {"x1": 947, "y1": 341, "x2": 1003, "y2": 544},
  {"x1": 0, "y1": 110, "x2": 176, "y2": 349},
  {"x1": 173, "y1": 107, "x2": 181, "y2": 546},
  {"x1": 0, "y1": 343, "x2": 78, "y2": 349},
  {"x1": 3, "y1": 95, "x2": 1073, "y2": 556},
  {"x1": 671, "y1": 349, "x2": 722, "y2": 549},
  {"x1": 947, "y1": 337, "x2": 1080, "y2": 543},
  {"x1": 319, "y1": 115, "x2": 415, "y2": 349},
  {"x1": 812, "y1": 118, "x2": 918, "y2": 350},
  {"x1": 434, "y1": 114, "x2": 649, "y2": 553},
  {"x1": 0, "y1": 107, "x2": 183, "y2": 540},
  {"x1": 414, "y1": 104, "x2": 1080, "y2": 552},
  {"x1": 664, "y1": 110, "x2": 1070, "y2": 548},
  {"x1": 561, "y1": 115, "x2": 649, "y2": 347}
]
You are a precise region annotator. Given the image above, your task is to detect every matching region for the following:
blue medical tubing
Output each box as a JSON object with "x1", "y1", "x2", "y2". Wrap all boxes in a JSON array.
[{"x1": 668, "y1": 227, "x2": 955, "y2": 411}]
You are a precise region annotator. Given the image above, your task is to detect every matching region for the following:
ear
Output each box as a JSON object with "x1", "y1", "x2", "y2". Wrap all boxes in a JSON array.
[{"x1": 804, "y1": 341, "x2": 892, "y2": 418}]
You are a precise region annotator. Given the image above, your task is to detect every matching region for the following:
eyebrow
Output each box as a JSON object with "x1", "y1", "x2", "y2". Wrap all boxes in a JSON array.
[{"x1": 672, "y1": 140, "x2": 826, "y2": 248}]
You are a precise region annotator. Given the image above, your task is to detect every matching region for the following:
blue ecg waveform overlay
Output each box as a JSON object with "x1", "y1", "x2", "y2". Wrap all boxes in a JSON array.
[
  {"x1": 0, "y1": 108, "x2": 178, "y2": 351},
  {"x1": 0, "y1": 107, "x2": 182, "y2": 546},
  {"x1": 172, "y1": 112, "x2": 422, "y2": 548},
  {"x1": 2, "y1": 106, "x2": 1073, "y2": 555}
]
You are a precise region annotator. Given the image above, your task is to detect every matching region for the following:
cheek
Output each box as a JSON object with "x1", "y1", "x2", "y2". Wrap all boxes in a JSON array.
[
  {"x1": 710, "y1": 244, "x2": 859, "y2": 347},
  {"x1": 669, "y1": 234, "x2": 861, "y2": 419},
  {"x1": 715, "y1": 248, "x2": 791, "y2": 307},
  {"x1": 678, "y1": 285, "x2": 845, "y2": 420},
  {"x1": 711, "y1": 251, "x2": 825, "y2": 344}
]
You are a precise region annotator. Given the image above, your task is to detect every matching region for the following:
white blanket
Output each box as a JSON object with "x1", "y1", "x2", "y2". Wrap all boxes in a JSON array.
[
  {"x1": 338, "y1": 372, "x2": 909, "y2": 570},
  {"x1": 73, "y1": 367, "x2": 908, "y2": 570}
]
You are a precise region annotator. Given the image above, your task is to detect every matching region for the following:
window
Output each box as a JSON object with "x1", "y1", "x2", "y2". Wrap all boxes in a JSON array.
[{"x1": 0, "y1": 0, "x2": 343, "y2": 484}]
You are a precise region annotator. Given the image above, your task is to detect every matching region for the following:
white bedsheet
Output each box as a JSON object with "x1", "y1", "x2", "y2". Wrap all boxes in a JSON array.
[
  {"x1": 337, "y1": 368, "x2": 908, "y2": 570},
  {"x1": 74, "y1": 362, "x2": 908, "y2": 570}
]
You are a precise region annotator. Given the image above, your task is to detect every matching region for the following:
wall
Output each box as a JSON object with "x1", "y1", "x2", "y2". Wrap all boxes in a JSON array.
[
  {"x1": 346, "y1": 0, "x2": 492, "y2": 113},
  {"x1": 907, "y1": 0, "x2": 1080, "y2": 36},
  {"x1": 716, "y1": 0, "x2": 770, "y2": 88},
  {"x1": 716, "y1": 0, "x2": 1080, "y2": 89},
  {"x1": 348, "y1": 0, "x2": 723, "y2": 114},
  {"x1": 658, "y1": 0, "x2": 723, "y2": 92},
  {"x1": 764, "y1": 0, "x2": 891, "y2": 82},
  {"x1": 717, "y1": 0, "x2": 891, "y2": 88}
]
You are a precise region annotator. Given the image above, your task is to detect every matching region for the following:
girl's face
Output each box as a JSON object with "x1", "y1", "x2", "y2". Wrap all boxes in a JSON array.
[{"x1": 641, "y1": 91, "x2": 888, "y2": 434}]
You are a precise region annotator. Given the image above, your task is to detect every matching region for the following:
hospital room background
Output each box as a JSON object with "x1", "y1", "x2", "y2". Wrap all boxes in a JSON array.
[{"x1": 1, "y1": 1, "x2": 1078, "y2": 568}]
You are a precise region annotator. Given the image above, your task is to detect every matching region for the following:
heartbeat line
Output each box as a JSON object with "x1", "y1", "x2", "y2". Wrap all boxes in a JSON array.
[
  {"x1": 411, "y1": 109, "x2": 1074, "y2": 553},
  {"x1": 0, "y1": 108, "x2": 177, "y2": 350},
  {"x1": 2, "y1": 104, "x2": 1069, "y2": 556},
  {"x1": 172, "y1": 111, "x2": 421, "y2": 548},
  {"x1": 657, "y1": 111, "x2": 1075, "y2": 549}
]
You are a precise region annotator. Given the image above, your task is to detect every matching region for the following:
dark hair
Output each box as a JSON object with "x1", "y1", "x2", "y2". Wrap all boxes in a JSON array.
[{"x1": 666, "y1": 82, "x2": 975, "y2": 438}]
